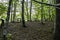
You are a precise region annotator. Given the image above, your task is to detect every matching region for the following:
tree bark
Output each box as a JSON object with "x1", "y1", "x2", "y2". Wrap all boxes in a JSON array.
[
  {"x1": 10, "y1": 3, "x2": 13, "y2": 22},
  {"x1": 4, "y1": 0, "x2": 12, "y2": 40},
  {"x1": 22, "y1": 0, "x2": 26, "y2": 27},
  {"x1": 26, "y1": 0, "x2": 29, "y2": 21},
  {"x1": 54, "y1": 0, "x2": 60, "y2": 40},
  {"x1": 30, "y1": 0, "x2": 32, "y2": 21},
  {"x1": 41, "y1": 0, "x2": 44, "y2": 24},
  {"x1": 13, "y1": 0, "x2": 17, "y2": 22}
]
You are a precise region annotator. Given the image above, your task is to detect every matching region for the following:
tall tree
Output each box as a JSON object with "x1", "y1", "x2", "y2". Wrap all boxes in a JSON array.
[
  {"x1": 10, "y1": 1, "x2": 13, "y2": 22},
  {"x1": 13, "y1": 0, "x2": 17, "y2": 22},
  {"x1": 54, "y1": 0, "x2": 60, "y2": 40},
  {"x1": 48, "y1": 0, "x2": 51, "y2": 21},
  {"x1": 10, "y1": 4, "x2": 13, "y2": 22},
  {"x1": 22, "y1": 0, "x2": 26, "y2": 27},
  {"x1": 3, "y1": 0, "x2": 12, "y2": 40},
  {"x1": 26, "y1": 0, "x2": 29, "y2": 21},
  {"x1": 41, "y1": 0, "x2": 44, "y2": 24},
  {"x1": 30, "y1": 0, "x2": 32, "y2": 21}
]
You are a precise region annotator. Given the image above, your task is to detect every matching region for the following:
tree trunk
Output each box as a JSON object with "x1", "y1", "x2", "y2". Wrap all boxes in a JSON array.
[
  {"x1": 10, "y1": 4, "x2": 13, "y2": 22},
  {"x1": 54, "y1": 0, "x2": 60, "y2": 40},
  {"x1": 0, "y1": 19, "x2": 4, "y2": 40},
  {"x1": 26, "y1": 0, "x2": 29, "y2": 21},
  {"x1": 41, "y1": 0, "x2": 44, "y2": 24},
  {"x1": 48, "y1": 0, "x2": 51, "y2": 21},
  {"x1": 22, "y1": 0, "x2": 26, "y2": 27},
  {"x1": 4, "y1": 0, "x2": 12, "y2": 40},
  {"x1": 13, "y1": 0, "x2": 17, "y2": 22},
  {"x1": 30, "y1": 0, "x2": 32, "y2": 21}
]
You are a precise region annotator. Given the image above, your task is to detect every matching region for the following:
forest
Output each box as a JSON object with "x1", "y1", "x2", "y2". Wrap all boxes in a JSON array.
[{"x1": 0, "y1": 0, "x2": 60, "y2": 40}]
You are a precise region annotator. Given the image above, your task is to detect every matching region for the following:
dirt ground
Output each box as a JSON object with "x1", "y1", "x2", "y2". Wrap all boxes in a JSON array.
[{"x1": 8, "y1": 22, "x2": 54, "y2": 40}]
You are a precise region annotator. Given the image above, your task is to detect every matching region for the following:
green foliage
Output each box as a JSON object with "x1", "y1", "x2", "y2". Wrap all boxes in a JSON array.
[
  {"x1": 6, "y1": 33, "x2": 12, "y2": 40},
  {"x1": 0, "y1": 0, "x2": 56, "y2": 22},
  {"x1": 0, "y1": 3, "x2": 6, "y2": 16},
  {"x1": 0, "y1": 3, "x2": 7, "y2": 20}
]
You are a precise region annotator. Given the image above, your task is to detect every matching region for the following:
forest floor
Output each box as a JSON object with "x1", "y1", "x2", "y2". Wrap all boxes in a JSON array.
[{"x1": 8, "y1": 22, "x2": 54, "y2": 40}]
